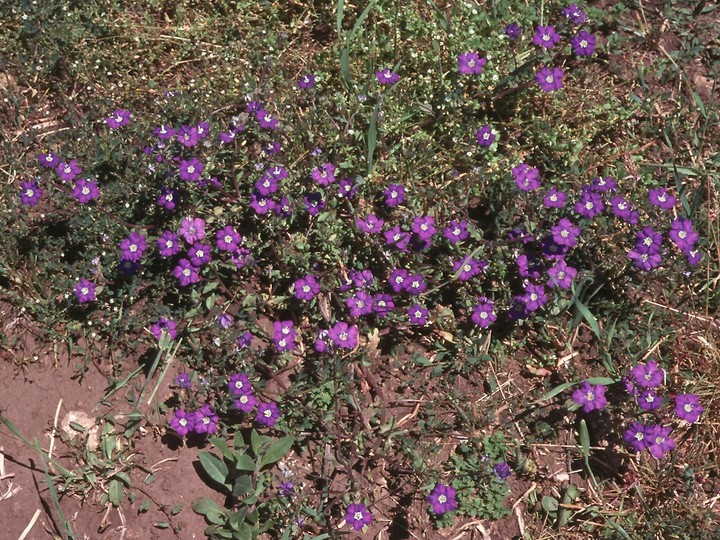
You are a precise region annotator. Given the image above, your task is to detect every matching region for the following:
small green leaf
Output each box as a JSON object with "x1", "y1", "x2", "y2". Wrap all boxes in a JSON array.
[
  {"x1": 259, "y1": 436, "x2": 294, "y2": 469},
  {"x1": 154, "y1": 521, "x2": 170, "y2": 529},
  {"x1": 68, "y1": 421, "x2": 86, "y2": 432},
  {"x1": 170, "y1": 503, "x2": 184, "y2": 515},
  {"x1": 233, "y1": 475, "x2": 253, "y2": 498},
  {"x1": 144, "y1": 473, "x2": 156, "y2": 485},
  {"x1": 138, "y1": 500, "x2": 151, "y2": 514},
  {"x1": 199, "y1": 451, "x2": 230, "y2": 491},
  {"x1": 108, "y1": 478, "x2": 123, "y2": 506},
  {"x1": 234, "y1": 453, "x2": 256, "y2": 472},
  {"x1": 111, "y1": 471, "x2": 131, "y2": 487},
  {"x1": 537, "y1": 381, "x2": 577, "y2": 403},
  {"x1": 579, "y1": 419, "x2": 591, "y2": 463},
  {"x1": 192, "y1": 497, "x2": 222, "y2": 517},
  {"x1": 542, "y1": 495, "x2": 559, "y2": 514}
]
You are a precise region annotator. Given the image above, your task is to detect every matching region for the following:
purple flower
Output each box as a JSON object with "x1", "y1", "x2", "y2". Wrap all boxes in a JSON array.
[
  {"x1": 384, "y1": 226, "x2": 411, "y2": 252},
  {"x1": 610, "y1": 196, "x2": 639, "y2": 223},
  {"x1": 179, "y1": 157, "x2": 204, "y2": 182},
  {"x1": 383, "y1": 183, "x2": 405, "y2": 206},
  {"x1": 19, "y1": 181, "x2": 43, "y2": 207},
  {"x1": 228, "y1": 373, "x2": 252, "y2": 396},
  {"x1": 476, "y1": 124, "x2": 496, "y2": 147},
  {"x1": 541, "y1": 236, "x2": 569, "y2": 260},
  {"x1": 668, "y1": 218, "x2": 698, "y2": 252},
  {"x1": 349, "y1": 269, "x2": 374, "y2": 288},
  {"x1": 628, "y1": 249, "x2": 663, "y2": 271},
  {"x1": 637, "y1": 389, "x2": 663, "y2": 411},
  {"x1": 453, "y1": 256, "x2": 486, "y2": 281},
  {"x1": 120, "y1": 232, "x2": 147, "y2": 262},
  {"x1": 574, "y1": 189, "x2": 603, "y2": 219},
  {"x1": 471, "y1": 297, "x2": 496, "y2": 328},
  {"x1": 494, "y1": 462, "x2": 512, "y2": 480},
  {"x1": 522, "y1": 283, "x2": 548, "y2": 312},
  {"x1": 311, "y1": 163, "x2": 336, "y2": 186},
  {"x1": 428, "y1": 483, "x2": 457, "y2": 515},
  {"x1": 117, "y1": 259, "x2": 140, "y2": 277},
  {"x1": 346, "y1": 503, "x2": 373, "y2": 531},
  {"x1": 231, "y1": 247, "x2": 252, "y2": 269},
  {"x1": 547, "y1": 260, "x2": 577, "y2": 289},
  {"x1": 533, "y1": 25, "x2": 561, "y2": 48},
  {"x1": 38, "y1": 151, "x2": 60, "y2": 168},
  {"x1": 234, "y1": 393, "x2": 258, "y2": 414},
  {"x1": 151, "y1": 317, "x2": 177, "y2": 341},
  {"x1": 543, "y1": 188, "x2": 567, "y2": 208},
  {"x1": 74, "y1": 278, "x2": 96, "y2": 303},
  {"x1": 571, "y1": 31, "x2": 596, "y2": 56},
  {"x1": 338, "y1": 177, "x2": 358, "y2": 199},
  {"x1": 572, "y1": 381, "x2": 607, "y2": 413},
  {"x1": 388, "y1": 268, "x2": 410, "y2": 293},
  {"x1": 178, "y1": 217, "x2": 206, "y2": 244},
  {"x1": 216, "y1": 225, "x2": 242, "y2": 253},
  {"x1": 646, "y1": 425, "x2": 675, "y2": 459},
  {"x1": 71, "y1": 178, "x2": 100, "y2": 204},
  {"x1": 303, "y1": 192, "x2": 325, "y2": 215},
  {"x1": 443, "y1": 220, "x2": 469, "y2": 244},
  {"x1": 157, "y1": 187, "x2": 179, "y2": 211},
  {"x1": 686, "y1": 248, "x2": 702, "y2": 266},
  {"x1": 279, "y1": 481, "x2": 294, "y2": 497},
  {"x1": 257, "y1": 170, "x2": 276, "y2": 191},
  {"x1": 405, "y1": 274, "x2": 427, "y2": 296},
  {"x1": 551, "y1": 218, "x2": 581, "y2": 247},
  {"x1": 328, "y1": 321, "x2": 359, "y2": 349},
  {"x1": 407, "y1": 303, "x2": 429, "y2": 325},
  {"x1": 105, "y1": 108, "x2": 131, "y2": 129},
  {"x1": 294, "y1": 274, "x2": 320, "y2": 300},
  {"x1": 635, "y1": 226, "x2": 662, "y2": 254},
  {"x1": 196, "y1": 121, "x2": 210, "y2": 140},
  {"x1": 173, "y1": 259, "x2": 200, "y2": 286},
  {"x1": 237, "y1": 331, "x2": 253, "y2": 348},
  {"x1": 170, "y1": 409, "x2": 194, "y2": 437},
  {"x1": 256, "y1": 109, "x2": 279, "y2": 130},
  {"x1": 630, "y1": 360, "x2": 664, "y2": 388},
  {"x1": 412, "y1": 215, "x2": 437, "y2": 240},
  {"x1": 376, "y1": 68, "x2": 399, "y2": 85},
  {"x1": 56, "y1": 160, "x2": 82, "y2": 182},
  {"x1": 273, "y1": 321, "x2": 295, "y2": 353},
  {"x1": 194, "y1": 404, "x2": 219, "y2": 435},
  {"x1": 372, "y1": 294, "x2": 394, "y2": 317},
  {"x1": 674, "y1": 394, "x2": 703, "y2": 423},
  {"x1": 512, "y1": 163, "x2": 541, "y2": 191},
  {"x1": 298, "y1": 74, "x2": 316, "y2": 89},
  {"x1": 648, "y1": 188, "x2": 677, "y2": 210},
  {"x1": 590, "y1": 176, "x2": 617, "y2": 192},
  {"x1": 256, "y1": 401, "x2": 281, "y2": 427},
  {"x1": 346, "y1": 290, "x2": 374, "y2": 317},
  {"x1": 217, "y1": 312, "x2": 233, "y2": 328},
  {"x1": 250, "y1": 193, "x2": 276, "y2": 214},
  {"x1": 458, "y1": 52, "x2": 487, "y2": 75},
  {"x1": 504, "y1": 22, "x2": 521, "y2": 39},
  {"x1": 356, "y1": 213, "x2": 385, "y2": 234},
  {"x1": 624, "y1": 422, "x2": 649, "y2": 453},
  {"x1": 154, "y1": 124, "x2": 176, "y2": 140},
  {"x1": 177, "y1": 125, "x2": 200, "y2": 147},
  {"x1": 175, "y1": 373, "x2": 192, "y2": 389},
  {"x1": 536, "y1": 66, "x2": 565, "y2": 92},
  {"x1": 157, "y1": 230, "x2": 181, "y2": 257},
  {"x1": 562, "y1": 3, "x2": 587, "y2": 25},
  {"x1": 517, "y1": 253, "x2": 542, "y2": 279}
]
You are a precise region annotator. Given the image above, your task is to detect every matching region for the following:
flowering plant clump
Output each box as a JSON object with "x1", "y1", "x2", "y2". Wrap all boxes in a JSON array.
[{"x1": 6, "y1": 0, "x2": 714, "y2": 537}]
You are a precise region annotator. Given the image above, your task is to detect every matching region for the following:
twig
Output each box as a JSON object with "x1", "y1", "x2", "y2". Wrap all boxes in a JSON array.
[
  {"x1": 18, "y1": 509, "x2": 42, "y2": 540},
  {"x1": 48, "y1": 398, "x2": 62, "y2": 463}
]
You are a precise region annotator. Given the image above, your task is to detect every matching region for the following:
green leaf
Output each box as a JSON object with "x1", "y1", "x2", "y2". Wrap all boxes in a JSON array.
[
  {"x1": 154, "y1": 521, "x2": 170, "y2": 529},
  {"x1": 585, "y1": 377, "x2": 616, "y2": 386},
  {"x1": 233, "y1": 475, "x2": 253, "y2": 498},
  {"x1": 367, "y1": 101, "x2": 379, "y2": 175},
  {"x1": 336, "y1": 0, "x2": 344, "y2": 38},
  {"x1": 250, "y1": 429, "x2": 262, "y2": 456},
  {"x1": 108, "y1": 478, "x2": 124, "y2": 506},
  {"x1": 536, "y1": 381, "x2": 576, "y2": 403},
  {"x1": 199, "y1": 451, "x2": 230, "y2": 491},
  {"x1": 192, "y1": 497, "x2": 222, "y2": 517},
  {"x1": 228, "y1": 507, "x2": 248, "y2": 530},
  {"x1": 542, "y1": 495, "x2": 559, "y2": 514},
  {"x1": 210, "y1": 437, "x2": 234, "y2": 462},
  {"x1": 234, "y1": 453, "x2": 256, "y2": 472},
  {"x1": 170, "y1": 503, "x2": 184, "y2": 515},
  {"x1": 138, "y1": 500, "x2": 151, "y2": 514},
  {"x1": 579, "y1": 419, "x2": 591, "y2": 463},
  {"x1": 259, "y1": 436, "x2": 294, "y2": 469},
  {"x1": 111, "y1": 471, "x2": 131, "y2": 487}
]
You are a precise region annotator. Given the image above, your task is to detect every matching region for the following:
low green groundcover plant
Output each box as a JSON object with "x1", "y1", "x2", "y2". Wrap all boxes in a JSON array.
[{"x1": 8, "y1": 0, "x2": 712, "y2": 537}]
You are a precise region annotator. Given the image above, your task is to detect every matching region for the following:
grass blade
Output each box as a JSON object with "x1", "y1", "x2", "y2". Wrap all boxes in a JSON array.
[{"x1": 367, "y1": 100, "x2": 379, "y2": 175}]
